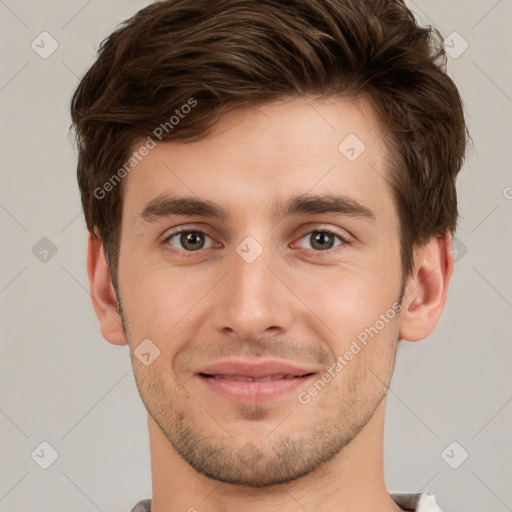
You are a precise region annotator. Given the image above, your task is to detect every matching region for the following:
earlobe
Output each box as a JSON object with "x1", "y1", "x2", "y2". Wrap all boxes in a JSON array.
[
  {"x1": 398, "y1": 233, "x2": 454, "y2": 342},
  {"x1": 86, "y1": 233, "x2": 127, "y2": 346}
]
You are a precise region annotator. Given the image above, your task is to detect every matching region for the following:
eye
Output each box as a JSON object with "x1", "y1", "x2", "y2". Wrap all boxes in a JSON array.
[
  {"x1": 164, "y1": 229, "x2": 216, "y2": 252},
  {"x1": 294, "y1": 229, "x2": 348, "y2": 252}
]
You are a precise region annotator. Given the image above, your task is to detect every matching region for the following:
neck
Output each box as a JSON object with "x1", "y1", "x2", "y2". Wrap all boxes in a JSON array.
[{"x1": 148, "y1": 397, "x2": 403, "y2": 512}]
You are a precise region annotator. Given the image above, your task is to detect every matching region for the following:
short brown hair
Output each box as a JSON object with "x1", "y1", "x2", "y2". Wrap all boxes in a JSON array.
[{"x1": 71, "y1": 0, "x2": 469, "y2": 287}]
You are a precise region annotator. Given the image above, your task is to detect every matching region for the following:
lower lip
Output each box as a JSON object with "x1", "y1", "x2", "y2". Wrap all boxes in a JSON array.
[{"x1": 197, "y1": 374, "x2": 316, "y2": 403}]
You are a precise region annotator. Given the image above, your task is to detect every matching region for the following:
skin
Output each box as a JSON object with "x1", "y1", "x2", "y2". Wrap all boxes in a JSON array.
[{"x1": 87, "y1": 96, "x2": 454, "y2": 512}]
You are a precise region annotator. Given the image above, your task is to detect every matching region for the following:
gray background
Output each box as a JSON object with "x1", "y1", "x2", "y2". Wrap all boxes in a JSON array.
[{"x1": 1, "y1": 1, "x2": 511, "y2": 511}]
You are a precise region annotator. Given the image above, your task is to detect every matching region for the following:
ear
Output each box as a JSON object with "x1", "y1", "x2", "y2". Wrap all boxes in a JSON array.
[
  {"x1": 398, "y1": 233, "x2": 455, "y2": 342},
  {"x1": 86, "y1": 233, "x2": 127, "y2": 346}
]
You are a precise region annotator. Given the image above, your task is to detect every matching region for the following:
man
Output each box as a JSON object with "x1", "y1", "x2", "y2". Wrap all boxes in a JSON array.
[{"x1": 71, "y1": 0, "x2": 468, "y2": 510}]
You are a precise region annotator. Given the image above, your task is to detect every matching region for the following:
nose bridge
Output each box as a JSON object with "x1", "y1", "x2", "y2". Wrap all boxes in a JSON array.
[
  {"x1": 212, "y1": 236, "x2": 294, "y2": 338},
  {"x1": 233, "y1": 245, "x2": 274, "y2": 306}
]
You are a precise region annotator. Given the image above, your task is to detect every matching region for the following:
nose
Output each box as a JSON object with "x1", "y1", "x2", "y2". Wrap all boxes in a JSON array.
[{"x1": 212, "y1": 241, "x2": 295, "y2": 342}]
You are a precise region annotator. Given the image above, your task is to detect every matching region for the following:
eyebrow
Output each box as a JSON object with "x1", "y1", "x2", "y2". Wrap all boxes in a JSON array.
[
  {"x1": 139, "y1": 193, "x2": 376, "y2": 224},
  {"x1": 275, "y1": 193, "x2": 376, "y2": 222}
]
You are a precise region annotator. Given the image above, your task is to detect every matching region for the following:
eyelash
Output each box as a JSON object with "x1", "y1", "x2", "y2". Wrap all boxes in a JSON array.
[
  {"x1": 162, "y1": 226, "x2": 351, "y2": 257},
  {"x1": 293, "y1": 228, "x2": 350, "y2": 257},
  {"x1": 162, "y1": 228, "x2": 219, "y2": 257}
]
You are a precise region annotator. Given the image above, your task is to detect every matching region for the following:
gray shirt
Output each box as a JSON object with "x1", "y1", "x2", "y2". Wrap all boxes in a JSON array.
[{"x1": 131, "y1": 492, "x2": 443, "y2": 511}]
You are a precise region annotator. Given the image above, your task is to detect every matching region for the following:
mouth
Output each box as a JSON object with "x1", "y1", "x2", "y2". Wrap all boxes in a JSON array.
[
  {"x1": 199, "y1": 373, "x2": 314, "y2": 381},
  {"x1": 196, "y1": 360, "x2": 318, "y2": 403}
]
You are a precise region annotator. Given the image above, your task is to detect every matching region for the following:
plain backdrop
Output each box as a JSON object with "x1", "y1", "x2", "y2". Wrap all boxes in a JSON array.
[{"x1": 1, "y1": 1, "x2": 511, "y2": 511}]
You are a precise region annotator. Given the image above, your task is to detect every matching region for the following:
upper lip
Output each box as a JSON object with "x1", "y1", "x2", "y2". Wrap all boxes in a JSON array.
[{"x1": 197, "y1": 359, "x2": 317, "y2": 378}]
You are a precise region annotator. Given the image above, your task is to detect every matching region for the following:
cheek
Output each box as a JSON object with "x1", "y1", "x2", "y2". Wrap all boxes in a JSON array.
[
  {"x1": 118, "y1": 264, "x2": 167, "y2": 335},
  {"x1": 290, "y1": 261, "x2": 400, "y2": 333},
  {"x1": 118, "y1": 261, "x2": 215, "y2": 344}
]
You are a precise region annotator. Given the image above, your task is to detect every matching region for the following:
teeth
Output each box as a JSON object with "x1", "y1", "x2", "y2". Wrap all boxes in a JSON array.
[{"x1": 210, "y1": 374, "x2": 300, "y2": 382}]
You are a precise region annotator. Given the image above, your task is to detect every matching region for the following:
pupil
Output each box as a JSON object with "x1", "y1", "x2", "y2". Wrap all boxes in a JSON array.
[
  {"x1": 182, "y1": 232, "x2": 204, "y2": 251},
  {"x1": 312, "y1": 232, "x2": 333, "y2": 250}
]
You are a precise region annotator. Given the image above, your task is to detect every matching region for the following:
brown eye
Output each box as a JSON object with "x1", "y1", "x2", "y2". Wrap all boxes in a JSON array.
[
  {"x1": 297, "y1": 230, "x2": 346, "y2": 251},
  {"x1": 165, "y1": 230, "x2": 214, "y2": 252}
]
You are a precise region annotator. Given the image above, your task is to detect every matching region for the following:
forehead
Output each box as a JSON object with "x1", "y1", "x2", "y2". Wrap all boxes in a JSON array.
[{"x1": 122, "y1": 96, "x2": 395, "y2": 228}]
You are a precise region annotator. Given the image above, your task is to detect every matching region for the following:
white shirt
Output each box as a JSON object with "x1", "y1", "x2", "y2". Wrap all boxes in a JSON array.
[{"x1": 391, "y1": 492, "x2": 443, "y2": 511}]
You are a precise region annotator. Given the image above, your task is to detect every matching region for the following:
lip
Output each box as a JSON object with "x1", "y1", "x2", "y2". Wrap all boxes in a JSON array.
[
  {"x1": 198, "y1": 359, "x2": 317, "y2": 379},
  {"x1": 196, "y1": 359, "x2": 318, "y2": 403}
]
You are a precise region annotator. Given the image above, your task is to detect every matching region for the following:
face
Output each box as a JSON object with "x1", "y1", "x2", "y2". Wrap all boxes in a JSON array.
[{"x1": 116, "y1": 96, "x2": 405, "y2": 486}]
